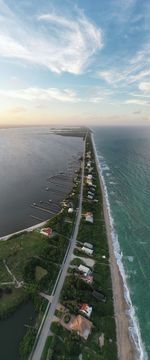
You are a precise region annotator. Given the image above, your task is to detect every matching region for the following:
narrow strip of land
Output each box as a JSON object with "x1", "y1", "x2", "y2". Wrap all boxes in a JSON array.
[{"x1": 92, "y1": 136, "x2": 135, "y2": 360}]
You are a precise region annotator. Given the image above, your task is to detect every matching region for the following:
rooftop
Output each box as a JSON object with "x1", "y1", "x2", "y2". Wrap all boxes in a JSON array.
[{"x1": 70, "y1": 315, "x2": 93, "y2": 340}]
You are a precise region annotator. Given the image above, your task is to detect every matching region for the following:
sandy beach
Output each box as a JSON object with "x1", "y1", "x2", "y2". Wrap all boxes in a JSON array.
[{"x1": 92, "y1": 136, "x2": 136, "y2": 360}]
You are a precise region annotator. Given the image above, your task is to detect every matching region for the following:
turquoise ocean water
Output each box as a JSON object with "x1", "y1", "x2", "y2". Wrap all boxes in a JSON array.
[{"x1": 93, "y1": 126, "x2": 150, "y2": 360}]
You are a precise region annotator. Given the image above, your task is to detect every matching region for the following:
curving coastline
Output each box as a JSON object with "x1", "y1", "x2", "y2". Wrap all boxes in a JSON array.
[
  {"x1": 91, "y1": 133, "x2": 145, "y2": 360},
  {"x1": 0, "y1": 220, "x2": 48, "y2": 241}
]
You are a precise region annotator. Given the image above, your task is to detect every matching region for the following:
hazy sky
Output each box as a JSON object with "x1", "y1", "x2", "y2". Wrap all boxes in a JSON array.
[{"x1": 0, "y1": 0, "x2": 150, "y2": 127}]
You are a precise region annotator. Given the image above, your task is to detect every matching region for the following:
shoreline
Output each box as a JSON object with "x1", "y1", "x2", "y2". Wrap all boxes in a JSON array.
[
  {"x1": 0, "y1": 220, "x2": 48, "y2": 241},
  {"x1": 92, "y1": 134, "x2": 136, "y2": 360}
]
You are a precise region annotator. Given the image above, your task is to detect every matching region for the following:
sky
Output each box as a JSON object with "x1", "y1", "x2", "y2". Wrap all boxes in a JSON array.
[{"x1": 0, "y1": 0, "x2": 150, "y2": 127}]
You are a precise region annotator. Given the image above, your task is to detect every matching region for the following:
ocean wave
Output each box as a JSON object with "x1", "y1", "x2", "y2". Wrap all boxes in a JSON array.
[
  {"x1": 92, "y1": 134, "x2": 148, "y2": 360},
  {"x1": 101, "y1": 165, "x2": 110, "y2": 171}
]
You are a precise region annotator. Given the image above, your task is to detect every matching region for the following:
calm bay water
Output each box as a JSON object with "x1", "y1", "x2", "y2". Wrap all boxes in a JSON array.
[
  {"x1": 0, "y1": 127, "x2": 83, "y2": 236},
  {"x1": 0, "y1": 302, "x2": 36, "y2": 360},
  {"x1": 93, "y1": 126, "x2": 150, "y2": 359}
]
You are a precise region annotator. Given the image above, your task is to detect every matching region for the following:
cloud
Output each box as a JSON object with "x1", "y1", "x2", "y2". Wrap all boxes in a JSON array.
[
  {"x1": 0, "y1": 2, "x2": 103, "y2": 74},
  {"x1": 0, "y1": 87, "x2": 80, "y2": 103},
  {"x1": 139, "y1": 82, "x2": 150, "y2": 93},
  {"x1": 129, "y1": 70, "x2": 150, "y2": 83},
  {"x1": 9, "y1": 106, "x2": 26, "y2": 114},
  {"x1": 86, "y1": 86, "x2": 113, "y2": 103},
  {"x1": 97, "y1": 71, "x2": 115, "y2": 84},
  {"x1": 125, "y1": 99, "x2": 150, "y2": 106}
]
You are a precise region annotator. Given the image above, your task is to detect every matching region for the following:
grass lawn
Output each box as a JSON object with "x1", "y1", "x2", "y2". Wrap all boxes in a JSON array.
[
  {"x1": 0, "y1": 287, "x2": 28, "y2": 318},
  {"x1": 0, "y1": 262, "x2": 12, "y2": 283},
  {"x1": 0, "y1": 231, "x2": 48, "y2": 282},
  {"x1": 35, "y1": 266, "x2": 48, "y2": 281}
]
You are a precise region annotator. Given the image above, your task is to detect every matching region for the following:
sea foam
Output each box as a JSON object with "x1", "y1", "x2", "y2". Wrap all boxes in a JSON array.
[{"x1": 92, "y1": 134, "x2": 148, "y2": 360}]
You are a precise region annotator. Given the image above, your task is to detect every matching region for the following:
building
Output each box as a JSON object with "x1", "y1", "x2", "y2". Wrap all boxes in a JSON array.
[
  {"x1": 81, "y1": 247, "x2": 93, "y2": 256},
  {"x1": 78, "y1": 264, "x2": 91, "y2": 277},
  {"x1": 70, "y1": 315, "x2": 93, "y2": 340},
  {"x1": 84, "y1": 242, "x2": 93, "y2": 249},
  {"x1": 86, "y1": 179, "x2": 93, "y2": 187},
  {"x1": 40, "y1": 227, "x2": 53, "y2": 237},
  {"x1": 92, "y1": 290, "x2": 106, "y2": 303},
  {"x1": 87, "y1": 161, "x2": 91, "y2": 168},
  {"x1": 68, "y1": 207, "x2": 74, "y2": 214},
  {"x1": 87, "y1": 174, "x2": 92, "y2": 180},
  {"x1": 87, "y1": 195, "x2": 93, "y2": 200},
  {"x1": 85, "y1": 212, "x2": 93, "y2": 224},
  {"x1": 79, "y1": 304, "x2": 92, "y2": 318},
  {"x1": 88, "y1": 190, "x2": 95, "y2": 196}
]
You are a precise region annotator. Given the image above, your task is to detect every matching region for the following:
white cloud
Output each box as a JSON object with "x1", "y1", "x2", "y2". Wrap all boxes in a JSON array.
[
  {"x1": 0, "y1": 3, "x2": 103, "y2": 74},
  {"x1": 125, "y1": 99, "x2": 150, "y2": 106},
  {"x1": 97, "y1": 71, "x2": 115, "y2": 84},
  {"x1": 129, "y1": 69, "x2": 150, "y2": 83},
  {"x1": 139, "y1": 82, "x2": 150, "y2": 93},
  {"x1": 0, "y1": 87, "x2": 80, "y2": 102},
  {"x1": 86, "y1": 86, "x2": 113, "y2": 103}
]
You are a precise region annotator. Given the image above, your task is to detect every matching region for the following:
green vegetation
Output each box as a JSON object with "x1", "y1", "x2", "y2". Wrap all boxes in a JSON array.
[
  {"x1": 45, "y1": 131, "x2": 117, "y2": 360},
  {"x1": 41, "y1": 336, "x2": 53, "y2": 360},
  {"x1": 35, "y1": 266, "x2": 48, "y2": 281},
  {"x1": 0, "y1": 287, "x2": 28, "y2": 319},
  {"x1": 19, "y1": 327, "x2": 37, "y2": 360}
]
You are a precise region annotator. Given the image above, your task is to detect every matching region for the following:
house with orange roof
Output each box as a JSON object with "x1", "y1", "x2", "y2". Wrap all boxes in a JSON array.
[
  {"x1": 40, "y1": 227, "x2": 53, "y2": 237},
  {"x1": 79, "y1": 304, "x2": 92, "y2": 318},
  {"x1": 69, "y1": 315, "x2": 93, "y2": 340},
  {"x1": 85, "y1": 212, "x2": 93, "y2": 223}
]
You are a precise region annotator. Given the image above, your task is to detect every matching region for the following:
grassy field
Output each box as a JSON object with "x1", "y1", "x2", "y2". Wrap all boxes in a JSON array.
[
  {"x1": 44, "y1": 132, "x2": 118, "y2": 360},
  {"x1": 0, "y1": 231, "x2": 49, "y2": 282}
]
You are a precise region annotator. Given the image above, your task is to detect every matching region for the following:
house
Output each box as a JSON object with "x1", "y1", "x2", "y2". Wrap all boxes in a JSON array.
[
  {"x1": 85, "y1": 212, "x2": 93, "y2": 224},
  {"x1": 78, "y1": 264, "x2": 91, "y2": 277},
  {"x1": 92, "y1": 290, "x2": 106, "y2": 303},
  {"x1": 70, "y1": 315, "x2": 93, "y2": 340},
  {"x1": 87, "y1": 161, "x2": 91, "y2": 168},
  {"x1": 84, "y1": 242, "x2": 93, "y2": 250},
  {"x1": 87, "y1": 174, "x2": 92, "y2": 181},
  {"x1": 86, "y1": 179, "x2": 93, "y2": 187},
  {"x1": 68, "y1": 207, "x2": 74, "y2": 214},
  {"x1": 88, "y1": 195, "x2": 93, "y2": 200},
  {"x1": 81, "y1": 247, "x2": 93, "y2": 256},
  {"x1": 40, "y1": 227, "x2": 53, "y2": 237},
  {"x1": 88, "y1": 191, "x2": 95, "y2": 196},
  {"x1": 79, "y1": 304, "x2": 92, "y2": 318}
]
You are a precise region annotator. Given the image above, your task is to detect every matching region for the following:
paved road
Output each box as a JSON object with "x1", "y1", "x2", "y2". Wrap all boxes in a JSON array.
[{"x1": 30, "y1": 137, "x2": 86, "y2": 360}]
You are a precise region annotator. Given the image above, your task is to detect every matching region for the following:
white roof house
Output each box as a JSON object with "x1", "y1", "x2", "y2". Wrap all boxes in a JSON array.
[
  {"x1": 88, "y1": 195, "x2": 93, "y2": 200},
  {"x1": 82, "y1": 247, "x2": 93, "y2": 256},
  {"x1": 80, "y1": 304, "x2": 92, "y2": 318},
  {"x1": 84, "y1": 242, "x2": 93, "y2": 249},
  {"x1": 85, "y1": 212, "x2": 93, "y2": 224},
  {"x1": 87, "y1": 161, "x2": 91, "y2": 168},
  {"x1": 78, "y1": 265, "x2": 91, "y2": 277},
  {"x1": 68, "y1": 207, "x2": 74, "y2": 214},
  {"x1": 87, "y1": 174, "x2": 92, "y2": 180}
]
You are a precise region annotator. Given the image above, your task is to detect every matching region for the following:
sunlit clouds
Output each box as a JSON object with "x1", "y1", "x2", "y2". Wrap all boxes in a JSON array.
[{"x1": 0, "y1": 0, "x2": 150, "y2": 126}]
